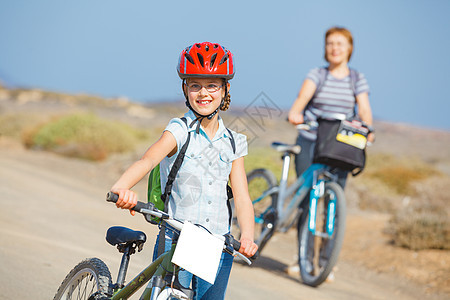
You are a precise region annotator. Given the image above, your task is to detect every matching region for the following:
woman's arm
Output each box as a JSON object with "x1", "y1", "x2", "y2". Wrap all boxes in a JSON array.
[
  {"x1": 111, "y1": 130, "x2": 177, "y2": 214},
  {"x1": 288, "y1": 78, "x2": 317, "y2": 125},
  {"x1": 355, "y1": 92, "x2": 375, "y2": 143},
  {"x1": 229, "y1": 157, "x2": 258, "y2": 257}
]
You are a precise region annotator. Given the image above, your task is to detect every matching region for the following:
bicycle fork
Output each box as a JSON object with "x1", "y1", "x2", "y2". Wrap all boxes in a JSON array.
[{"x1": 308, "y1": 179, "x2": 336, "y2": 238}]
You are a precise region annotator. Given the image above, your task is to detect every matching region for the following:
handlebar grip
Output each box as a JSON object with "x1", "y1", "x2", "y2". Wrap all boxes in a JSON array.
[
  {"x1": 228, "y1": 235, "x2": 259, "y2": 260},
  {"x1": 106, "y1": 192, "x2": 148, "y2": 212}
]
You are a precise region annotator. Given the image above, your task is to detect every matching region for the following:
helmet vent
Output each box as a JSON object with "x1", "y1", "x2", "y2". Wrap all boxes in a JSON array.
[
  {"x1": 205, "y1": 45, "x2": 209, "y2": 51},
  {"x1": 197, "y1": 53, "x2": 205, "y2": 67},
  {"x1": 219, "y1": 53, "x2": 228, "y2": 65},
  {"x1": 184, "y1": 53, "x2": 195, "y2": 64},
  {"x1": 210, "y1": 53, "x2": 217, "y2": 66}
]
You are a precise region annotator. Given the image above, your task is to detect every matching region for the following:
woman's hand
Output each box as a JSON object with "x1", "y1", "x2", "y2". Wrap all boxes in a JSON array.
[
  {"x1": 111, "y1": 188, "x2": 138, "y2": 216},
  {"x1": 238, "y1": 236, "x2": 258, "y2": 258},
  {"x1": 367, "y1": 132, "x2": 375, "y2": 144},
  {"x1": 288, "y1": 111, "x2": 304, "y2": 125}
]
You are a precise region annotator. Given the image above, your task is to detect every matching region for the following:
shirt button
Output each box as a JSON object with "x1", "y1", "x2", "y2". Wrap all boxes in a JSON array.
[
  {"x1": 191, "y1": 153, "x2": 195, "y2": 158},
  {"x1": 206, "y1": 218, "x2": 209, "y2": 222},
  {"x1": 209, "y1": 162, "x2": 212, "y2": 166},
  {"x1": 209, "y1": 181, "x2": 212, "y2": 185},
  {"x1": 208, "y1": 201, "x2": 212, "y2": 204}
]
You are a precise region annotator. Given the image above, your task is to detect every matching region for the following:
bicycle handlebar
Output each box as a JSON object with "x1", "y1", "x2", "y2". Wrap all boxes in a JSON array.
[{"x1": 106, "y1": 192, "x2": 257, "y2": 263}]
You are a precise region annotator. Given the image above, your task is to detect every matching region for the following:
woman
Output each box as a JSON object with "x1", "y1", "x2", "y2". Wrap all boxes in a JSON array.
[
  {"x1": 288, "y1": 26, "x2": 374, "y2": 188},
  {"x1": 111, "y1": 42, "x2": 258, "y2": 299}
]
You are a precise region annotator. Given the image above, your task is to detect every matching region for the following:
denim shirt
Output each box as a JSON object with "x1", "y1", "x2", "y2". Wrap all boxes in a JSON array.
[{"x1": 160, "y1": 110, "x2": 248, "y2": 235}]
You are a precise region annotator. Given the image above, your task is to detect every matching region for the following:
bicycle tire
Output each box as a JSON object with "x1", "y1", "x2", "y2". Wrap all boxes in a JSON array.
[
  {"x1": 53, "y1": 258, "x2": 113, "y2": 300},
  {"x1": 297, "y1": 181, "x2": 346, "y2": 287},
  {"x1": 231, "y1": 168, "x2": 278, "y2": 253}
]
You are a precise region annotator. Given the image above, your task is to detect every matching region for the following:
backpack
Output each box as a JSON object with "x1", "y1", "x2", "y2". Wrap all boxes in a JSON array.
[{"x1": 147, "y1": 117, "x2": 236, "y2": 224}]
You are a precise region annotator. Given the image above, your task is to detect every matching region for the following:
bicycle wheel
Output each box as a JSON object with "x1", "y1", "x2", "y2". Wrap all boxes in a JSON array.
[
  {"x1": 53, "y1": 258, "x2": 113, "y2": 300},
  {"x1": 231, "y1": 168, "x2": 278, "y2": 253},
  {"x1": 297, "y1": 181, "x2": 346, "y2": 287}
]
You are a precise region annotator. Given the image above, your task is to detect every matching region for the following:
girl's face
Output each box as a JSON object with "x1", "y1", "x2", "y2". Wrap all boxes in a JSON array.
[
  {"x1": 185, "y1": 78, "x2": 228, "y2": 116},
  {"x1": 325, "y1": 33, "x2": 351, "y2": 65}
]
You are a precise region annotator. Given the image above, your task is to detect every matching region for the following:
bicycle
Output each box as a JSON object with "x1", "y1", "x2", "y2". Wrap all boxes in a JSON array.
[
  {"x1": 231, "y1": 122, "x2": 347, "y2": 287},
  {"x1": 53, "y1": 192, "x2": 252, "y2": 300}
]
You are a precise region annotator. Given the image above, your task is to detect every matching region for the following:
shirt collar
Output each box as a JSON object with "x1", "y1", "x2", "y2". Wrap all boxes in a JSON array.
[{"x1": 183, "y1": 110, "x2": 230, "y2": 140}]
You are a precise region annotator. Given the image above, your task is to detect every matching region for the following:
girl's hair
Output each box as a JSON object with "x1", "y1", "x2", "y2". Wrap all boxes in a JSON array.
[
  {"x1": 220, "y1": 92, "x2": 231, "y2": 111},
  {"x1": 324, "y1": 27, "x2": 354, "y2": 62}
]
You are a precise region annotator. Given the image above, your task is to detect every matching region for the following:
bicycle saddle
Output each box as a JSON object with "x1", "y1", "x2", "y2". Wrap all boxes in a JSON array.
[
  {"x1": 271, "y1": 142, "x2": 301, "y2": 155},
  {"x1": 106, "y1": 226, "x2": 147, "y2": 246}
]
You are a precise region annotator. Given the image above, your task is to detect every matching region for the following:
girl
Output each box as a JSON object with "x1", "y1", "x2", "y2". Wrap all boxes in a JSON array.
[
  {"x1": 288, "y1": 27, "x2": 375, "y2": 188},
  {"x1": 111, "y1": 42, "x2": 258, "y2": 299}
]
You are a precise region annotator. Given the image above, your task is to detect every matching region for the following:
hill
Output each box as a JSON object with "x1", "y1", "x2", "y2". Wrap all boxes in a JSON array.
[{"x1": 0, "y1": 84, "x2": 449, "y2": 299}]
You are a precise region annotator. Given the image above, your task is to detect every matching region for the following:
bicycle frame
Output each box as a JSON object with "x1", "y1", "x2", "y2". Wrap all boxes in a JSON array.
[
  {"x1": 111, "y1": 242, "x2": 175, "y2": 300},
  {"x1": 254, "y1": 151, "x2": 337, "y2": 246}
]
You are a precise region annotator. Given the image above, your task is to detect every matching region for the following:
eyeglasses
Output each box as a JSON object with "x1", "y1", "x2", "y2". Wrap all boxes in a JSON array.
[{"x1": 187, "y1": 83, "x2": 223, "y2": 93}]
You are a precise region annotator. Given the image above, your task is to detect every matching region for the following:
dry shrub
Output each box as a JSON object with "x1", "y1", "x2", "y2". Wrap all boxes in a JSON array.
[
  {"x1": 25, "y1": 113, "x2": 148, "y2": 160},
  {"x1": 364, "y1": 154, "x2": 440, "y2": 195},
  {"x1": 388, "y1": 203, "x2": 450, "y2": 250},
  {"x1": 0, "y1": 113, "x2": 48, "y2": 139}
]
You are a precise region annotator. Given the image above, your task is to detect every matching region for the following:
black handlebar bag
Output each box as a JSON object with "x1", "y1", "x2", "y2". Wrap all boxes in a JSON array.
[{"x1": 313, "y1": 118, "x2": 369, "y2": 176}]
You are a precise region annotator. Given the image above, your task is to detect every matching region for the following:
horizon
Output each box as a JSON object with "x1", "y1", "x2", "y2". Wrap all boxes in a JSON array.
[{"x1": 1, "y1": 1, "x2": 449, "y2": 130}]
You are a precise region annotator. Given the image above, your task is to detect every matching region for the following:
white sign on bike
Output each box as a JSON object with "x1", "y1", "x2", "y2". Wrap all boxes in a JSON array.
[{"x1": 172, "y1": 222, "x2": 224, "y2": 284}]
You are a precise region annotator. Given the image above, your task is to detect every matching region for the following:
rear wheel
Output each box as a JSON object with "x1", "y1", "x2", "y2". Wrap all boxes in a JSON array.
[
  {"x1": 53, "y1": 258, "x2": 112, "y2": 300},
  {"x1": 297, "y1": 181, "x2": 346, "y2": 287},
  {"x1": 231, "y1": 168, "x2": 278, "y2": 253}
]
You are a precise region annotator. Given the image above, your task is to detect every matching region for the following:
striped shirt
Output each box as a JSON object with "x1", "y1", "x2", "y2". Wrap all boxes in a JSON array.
[{"x1": 301, "y1": 67, "x2": 370, "y2": 140}]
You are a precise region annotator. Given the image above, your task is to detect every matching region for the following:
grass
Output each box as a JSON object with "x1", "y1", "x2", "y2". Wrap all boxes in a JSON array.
[{"x1": 24, "y1": 113, "x2": 148, "y2": 160}]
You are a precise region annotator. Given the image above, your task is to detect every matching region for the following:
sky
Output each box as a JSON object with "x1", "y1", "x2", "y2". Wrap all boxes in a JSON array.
[{"x1": 0, "y1": 0, "x2": 449, "y2": 130}]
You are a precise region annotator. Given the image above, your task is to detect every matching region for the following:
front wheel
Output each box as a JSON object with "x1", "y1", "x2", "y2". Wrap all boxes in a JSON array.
[
  {"x1": 231, "y1": 168, "x2": 278, "y2": 253},
  {"x1": 53, "y1": 258, "x2": 113, "y2": 300},
  {"x1": 297, "y1": 181, "x2": 346, "y2": 287}
]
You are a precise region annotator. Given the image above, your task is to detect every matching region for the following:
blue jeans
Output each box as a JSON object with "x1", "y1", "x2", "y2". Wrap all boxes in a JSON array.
[{"x1": 152, "y1": 226, "x2": 233, "y2": 300}]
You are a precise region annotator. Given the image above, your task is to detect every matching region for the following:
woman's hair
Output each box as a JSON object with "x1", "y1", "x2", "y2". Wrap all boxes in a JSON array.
[{"x1": 324, "y1": 27, "x2": 354, "y2": 62}]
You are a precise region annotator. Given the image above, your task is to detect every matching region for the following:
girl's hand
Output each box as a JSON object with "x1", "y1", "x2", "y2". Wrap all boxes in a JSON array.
[
  {"x1": 238, "y1": 237, "x2": 258, "y2": 258},
  {"x1": 111, "y1": 189, "x2": 137, "y2": 216}
]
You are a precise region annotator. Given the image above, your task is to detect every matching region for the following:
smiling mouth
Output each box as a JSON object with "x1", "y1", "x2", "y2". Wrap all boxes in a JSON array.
[{"x1": 197, "y1": 100, "x2": 212, "y2": 105}]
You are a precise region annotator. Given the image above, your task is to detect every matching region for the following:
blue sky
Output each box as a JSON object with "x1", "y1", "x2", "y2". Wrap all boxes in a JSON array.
[{"x1": 1, "y1": 0, "x2": 449, "y2": 130}]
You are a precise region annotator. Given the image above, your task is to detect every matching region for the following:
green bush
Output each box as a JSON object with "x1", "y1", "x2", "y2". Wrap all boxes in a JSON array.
[{"x1": 28, "y1": 113, "x2": 147, "y2": 160}]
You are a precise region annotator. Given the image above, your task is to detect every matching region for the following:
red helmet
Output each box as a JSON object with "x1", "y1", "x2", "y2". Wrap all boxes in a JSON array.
[{"x1": 177, "y1": 42, "x2": 235, "y2": 80}]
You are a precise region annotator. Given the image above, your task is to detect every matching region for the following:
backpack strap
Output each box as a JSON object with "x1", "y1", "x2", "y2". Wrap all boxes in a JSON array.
[
  {"x1": 225, "y1": 127, "x2": 236, "y2": 226},
  {"x1": 312, "y1": 67, "x2": 328, "y2": 99},
  {"x1": 305, "y1": 67, "x2": 328, "y2": 114},
  {"x1": 349, "y1": 68, "x2": 358, "y2": 96},
  {"x1": 349, "y1": 68, "x2": 359, "y2": 118},
  {"x1": 160, "y1": 117, "x2": 190, "y2": 210},
  {"x1": 157, "y1": 117, "x2": 190, "y2": 257},
  {"x1": 226, "y1": 128, "x2": 236, "y2": 155}
]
